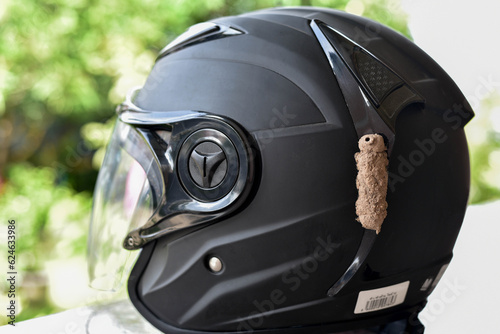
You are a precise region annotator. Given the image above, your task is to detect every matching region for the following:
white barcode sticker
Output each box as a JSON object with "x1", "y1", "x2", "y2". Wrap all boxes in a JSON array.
[{"x1": 354, "y1": 281, "x2": 410, "y2": 314}]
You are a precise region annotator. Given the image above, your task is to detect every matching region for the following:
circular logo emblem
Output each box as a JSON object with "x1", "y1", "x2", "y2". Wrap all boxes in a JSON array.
[
  {"x1": 188, "y1": 142, "x2": 228, "y2": 189},
  {"x1": 178, "y1": 129, "x2": 239, "y2": 202}
]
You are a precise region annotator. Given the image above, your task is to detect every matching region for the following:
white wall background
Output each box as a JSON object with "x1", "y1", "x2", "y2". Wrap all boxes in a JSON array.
[{"x1": 402, "y1": 1, "x2": 500, "y2": 332}]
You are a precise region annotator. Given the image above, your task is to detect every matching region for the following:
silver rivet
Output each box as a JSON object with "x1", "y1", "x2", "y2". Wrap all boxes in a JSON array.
[{"x1": 208, "y1": 257, "x2": 223, "y2": 273}]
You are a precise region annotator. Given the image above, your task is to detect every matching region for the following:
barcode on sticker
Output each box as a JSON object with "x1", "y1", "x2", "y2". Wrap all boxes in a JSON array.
[
  {"x1": 354, "y1": 281, "x2": 409, "y2": 314},
  {"x1": 364, "y1": 293, "x2": 398, "y2": 311}
]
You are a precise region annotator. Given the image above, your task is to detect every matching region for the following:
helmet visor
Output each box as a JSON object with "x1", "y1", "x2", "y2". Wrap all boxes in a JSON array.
[
  {"x1": 88, "y1": 119, "x2": 162, "y2": 291},
  {"x1": 87, "y1": 88, "x2": 252, "y2": 291}
]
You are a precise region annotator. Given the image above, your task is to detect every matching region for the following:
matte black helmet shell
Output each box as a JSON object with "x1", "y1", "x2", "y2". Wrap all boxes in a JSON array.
[{"x1": 126, "y1": 7, "x2": 473, "y2": 333}]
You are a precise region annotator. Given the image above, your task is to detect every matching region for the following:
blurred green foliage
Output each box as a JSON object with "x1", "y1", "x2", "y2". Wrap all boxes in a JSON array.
[
  {"x1": 0, "y1": 0, "x2": 495, "y2": 325},
  {"x1": 0, "y1": 163, "x2": 91, "y2": 321},
  {"x1": 467, "y1": 93, "x2": 500, "y2": 203}
]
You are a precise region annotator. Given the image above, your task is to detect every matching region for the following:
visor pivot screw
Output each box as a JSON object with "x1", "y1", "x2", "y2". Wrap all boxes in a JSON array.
[
  {"x1": 208, "y1": 256, "x2": 223, "y2": 273},
  {"x1": 127, "y1": 237, "x2": 135, "y2": 248}
]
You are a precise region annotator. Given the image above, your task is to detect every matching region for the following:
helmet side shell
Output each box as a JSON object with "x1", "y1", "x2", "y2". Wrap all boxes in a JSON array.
[{"x1": 129, "y1": 7, "x2": 471, "y2": 333}]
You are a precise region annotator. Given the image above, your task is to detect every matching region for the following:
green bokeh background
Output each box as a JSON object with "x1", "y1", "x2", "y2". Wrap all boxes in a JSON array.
[{"x1": 0, "y1": 0, "x2": 498, "y2": 325}]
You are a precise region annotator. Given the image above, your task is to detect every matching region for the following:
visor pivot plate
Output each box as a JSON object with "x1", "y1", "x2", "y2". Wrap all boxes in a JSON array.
[{"x1": 208, "y1": 256, "x2": 223, "y2": 273}]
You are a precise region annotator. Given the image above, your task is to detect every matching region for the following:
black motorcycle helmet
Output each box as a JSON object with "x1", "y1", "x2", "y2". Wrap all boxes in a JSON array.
[{"x1": 88, "y1": 7, "x2": 473, "y2": 334}]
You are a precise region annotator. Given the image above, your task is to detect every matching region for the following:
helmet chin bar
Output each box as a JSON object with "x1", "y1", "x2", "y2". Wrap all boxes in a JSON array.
[{"x1": 310, "y1": 19, "x2": 423, "y2": 297}]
